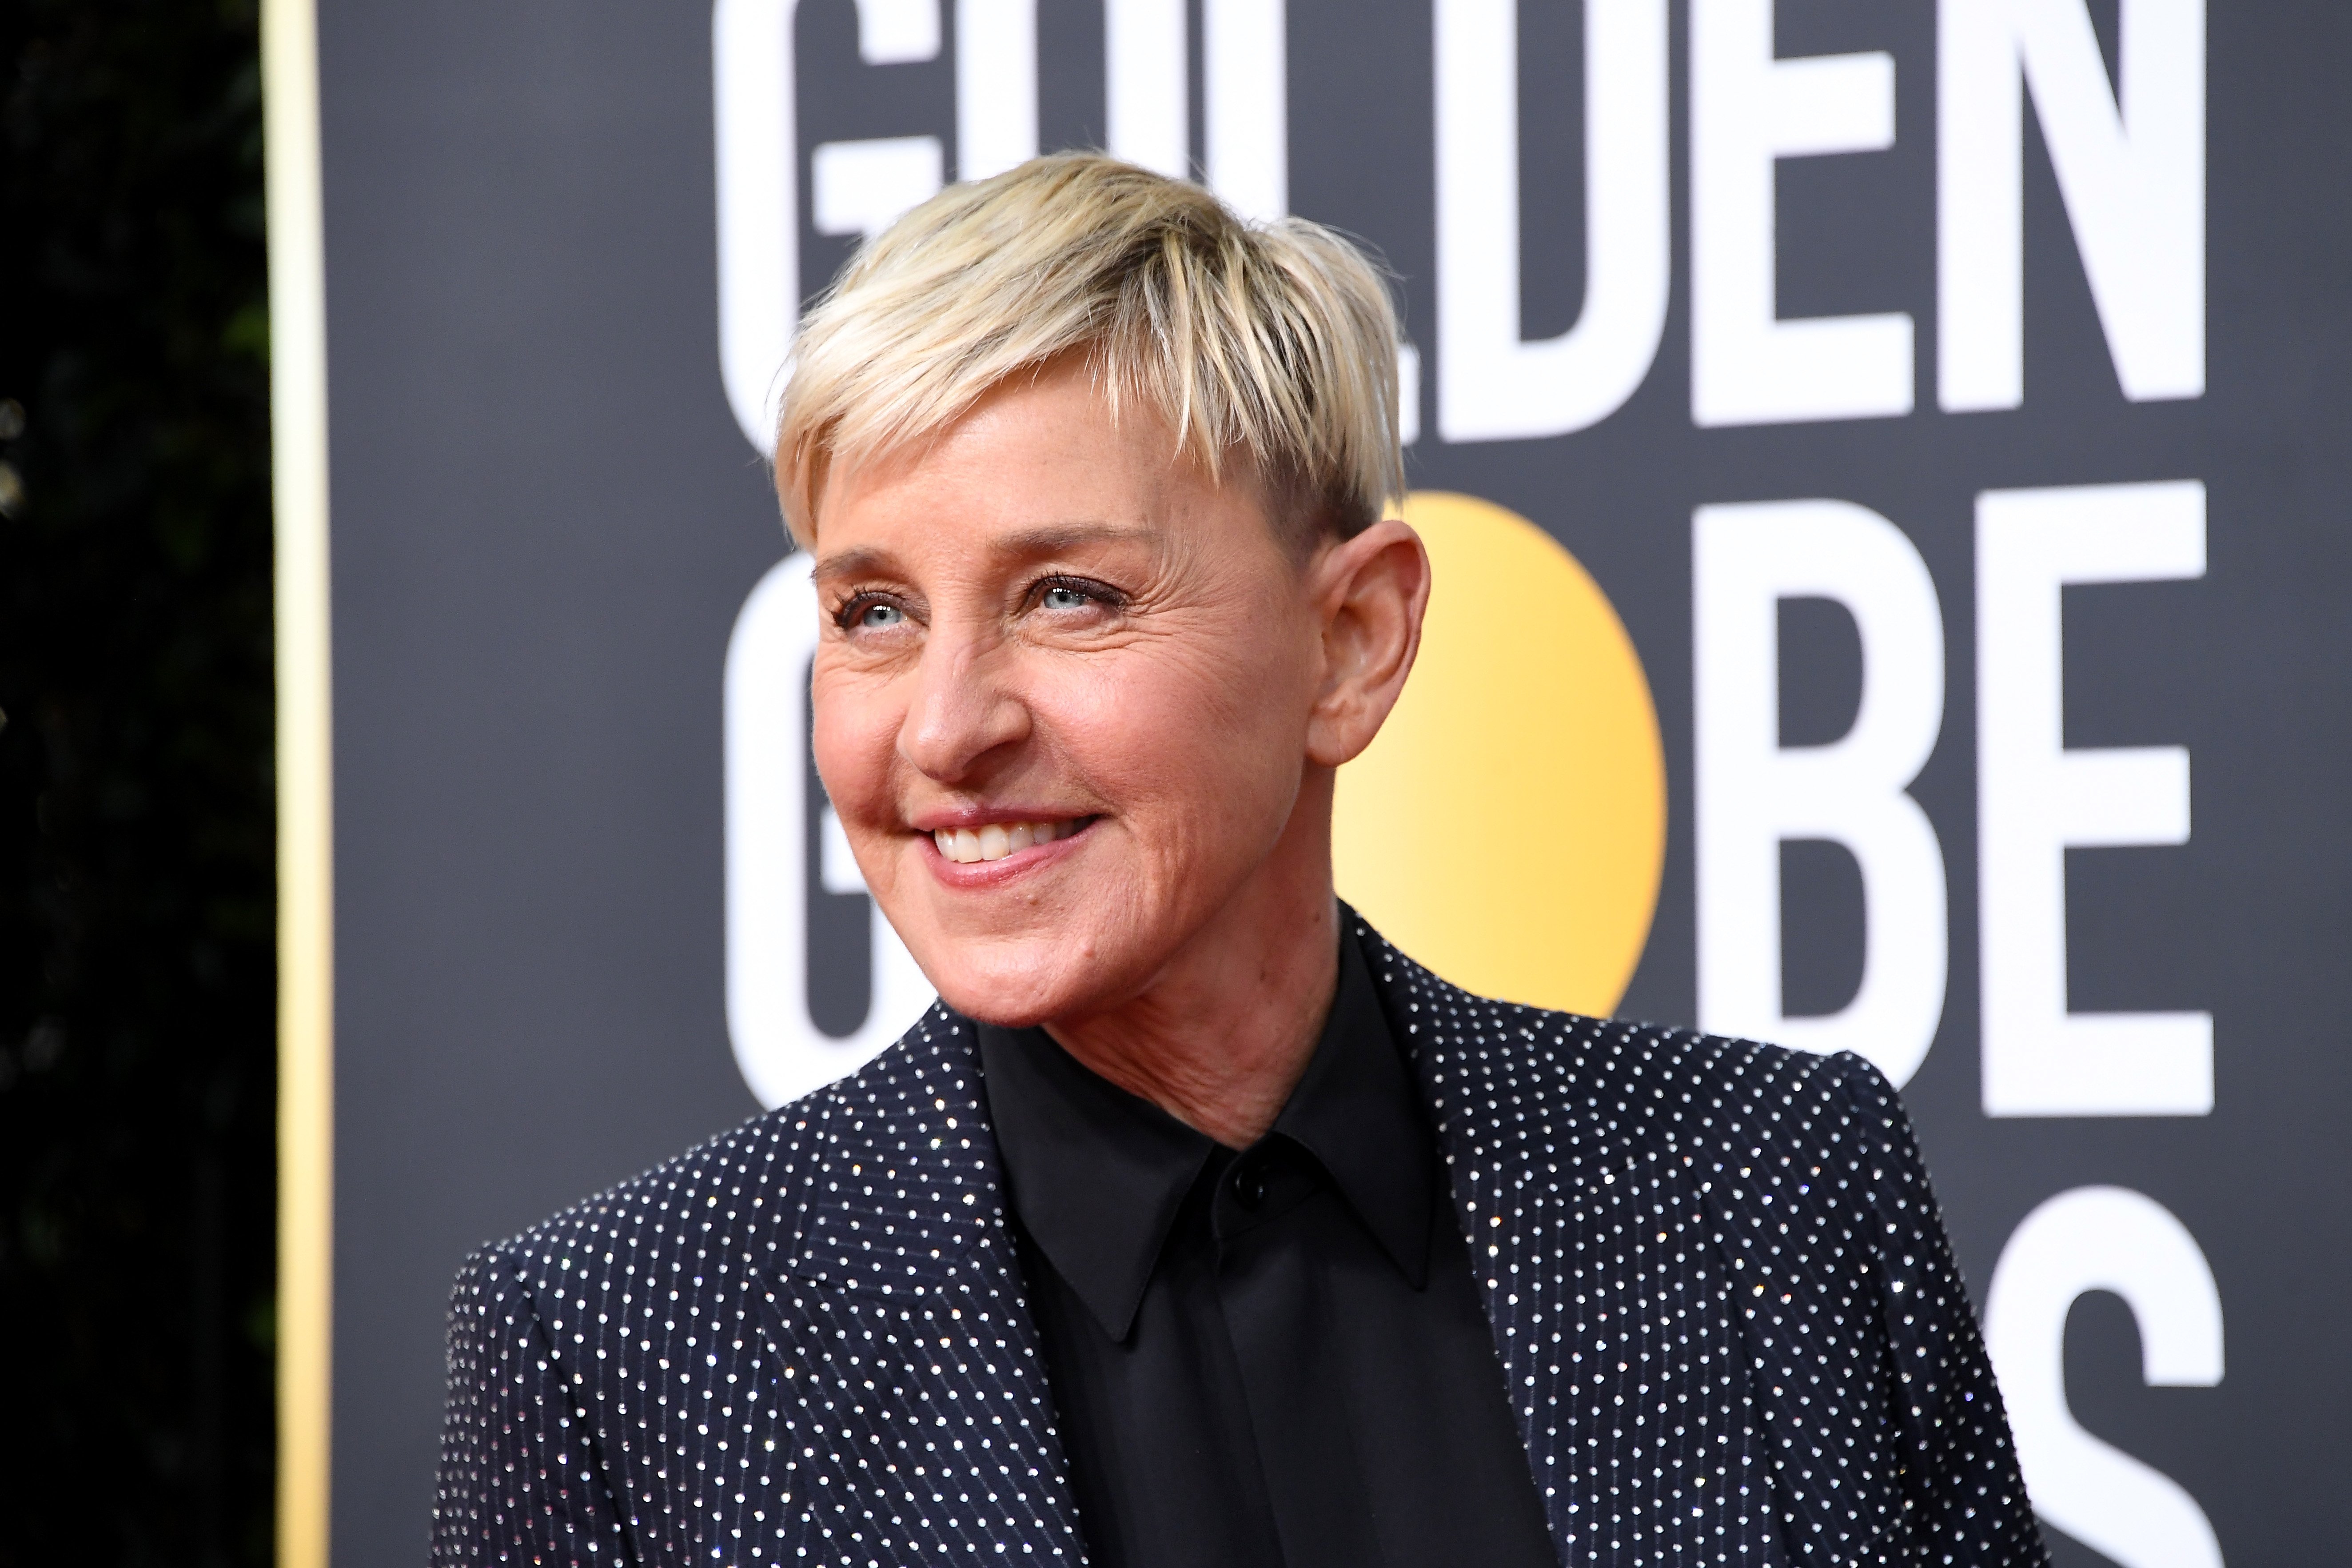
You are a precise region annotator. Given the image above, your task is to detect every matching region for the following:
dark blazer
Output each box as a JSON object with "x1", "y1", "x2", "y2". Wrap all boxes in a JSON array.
[{"x1": 431, "y1": 922, "x2": 2045, "y2": 1566}]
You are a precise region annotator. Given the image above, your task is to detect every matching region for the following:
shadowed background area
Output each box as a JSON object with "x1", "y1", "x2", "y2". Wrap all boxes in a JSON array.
[{"x1": 0, "y1": 3, "x2": 276, "y2": 1562}]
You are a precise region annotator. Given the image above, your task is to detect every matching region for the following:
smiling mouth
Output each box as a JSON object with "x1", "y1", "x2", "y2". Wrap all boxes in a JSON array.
[{"x1": 930, "y1": 818, "x2": 1092, "y2": 865}]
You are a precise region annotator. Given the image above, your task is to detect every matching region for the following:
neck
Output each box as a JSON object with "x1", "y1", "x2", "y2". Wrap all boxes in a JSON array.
[{"x1": 1041, "y1": 769, "x2": 1340, "y2": 1149}]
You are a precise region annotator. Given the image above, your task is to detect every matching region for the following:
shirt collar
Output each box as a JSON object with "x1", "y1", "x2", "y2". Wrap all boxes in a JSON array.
[
  {"x1": 977, "y1": 1013, "x2": 1212, "y2": 1344},
  {"x1": 1269, "y1": 924, "x2": 1435, "y2": 1289},
  {"x1": 976, "y1": 921, "x2": 1436, "y2": 1342}
]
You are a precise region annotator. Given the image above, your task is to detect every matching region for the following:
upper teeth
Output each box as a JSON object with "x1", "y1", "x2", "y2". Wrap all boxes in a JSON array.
[{"x1": 934, "y1": 820, "x2": 1076, "y2": 864}]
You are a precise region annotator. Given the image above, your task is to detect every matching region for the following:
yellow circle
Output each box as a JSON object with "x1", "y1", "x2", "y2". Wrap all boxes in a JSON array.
[{"x1": 1334, "y1": 491, "x2": 1666, "y2": 1016}]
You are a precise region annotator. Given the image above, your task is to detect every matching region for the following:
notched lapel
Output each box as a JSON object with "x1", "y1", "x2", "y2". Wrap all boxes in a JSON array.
[
  {"x1": 785, "y1": 1007, "x2": 1004, "y2": 1296},
  {"x1": 1359, "y1": 925, "x2": 1787, "y2": 1567},
  {"x1": 749, "y1": 1006, "x2": 1091, "y2": 1564}
]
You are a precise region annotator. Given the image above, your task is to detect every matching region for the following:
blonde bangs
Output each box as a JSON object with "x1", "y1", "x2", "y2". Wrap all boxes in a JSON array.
[{"x1": 773, "y1": 153, "x2": 1405, "y2": 547}]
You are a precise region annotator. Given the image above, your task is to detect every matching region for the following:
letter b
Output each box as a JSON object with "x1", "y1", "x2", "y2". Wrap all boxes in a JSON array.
[{"x1": 1695, "y1": 500, "x2": 1949, "y2": 1085}]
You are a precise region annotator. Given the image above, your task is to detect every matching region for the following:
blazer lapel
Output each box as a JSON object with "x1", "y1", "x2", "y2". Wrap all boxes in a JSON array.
[
  {"x1": 749, "y1": 1005, "x2": 1089, "y2": 1563},
  {"x1": 746, "y1": 938, "x2": 1827, "y2": 1568},
  {"x1": 1361, "y1": 926, "x2": 1787, "y2": 1568}
]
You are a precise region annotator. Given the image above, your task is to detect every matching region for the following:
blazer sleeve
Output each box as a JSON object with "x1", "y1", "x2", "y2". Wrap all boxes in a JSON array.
[
  {"x1": 430, "y1": 1245, "x2": 634, "y2": 1565},
  {"x1": 1826, "y1": 1053, "x2": 2049, "y2": 1567}
]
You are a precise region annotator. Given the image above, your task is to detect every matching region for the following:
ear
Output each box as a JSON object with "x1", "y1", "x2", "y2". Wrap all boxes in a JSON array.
[{"x1": 1304, "y1": 518, "x2": 1431, "y2": 767}]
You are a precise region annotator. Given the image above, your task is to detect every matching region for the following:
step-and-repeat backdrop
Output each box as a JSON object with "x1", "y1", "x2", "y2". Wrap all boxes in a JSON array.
[{"x1": 319, "y1": 2, "x2": 2346, "y2": 1560}]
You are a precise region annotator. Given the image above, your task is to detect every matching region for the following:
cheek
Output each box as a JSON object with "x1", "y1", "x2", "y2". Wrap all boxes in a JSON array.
[
  {"x1": 809, "y1": 662, "x2": 901, "y2": 824},
  {"x1": 1043, "y1": 610, "x2": 1316, "y2": 826}
]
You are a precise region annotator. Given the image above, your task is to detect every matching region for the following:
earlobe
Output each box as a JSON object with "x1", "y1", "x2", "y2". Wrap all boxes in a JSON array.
[{"x1": 1307, "y1": 520, "x2": 1431, "y2": 767}]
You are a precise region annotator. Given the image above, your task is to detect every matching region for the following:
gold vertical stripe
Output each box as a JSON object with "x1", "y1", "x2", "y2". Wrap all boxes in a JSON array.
[{"x1": 262, "y1": 0, "x2": 334, "y2": 1562}]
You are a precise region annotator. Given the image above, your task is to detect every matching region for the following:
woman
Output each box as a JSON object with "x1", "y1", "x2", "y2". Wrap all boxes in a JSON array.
[{"x1": 433, "y1": 154, "x2": 2045, "y2": 1567}]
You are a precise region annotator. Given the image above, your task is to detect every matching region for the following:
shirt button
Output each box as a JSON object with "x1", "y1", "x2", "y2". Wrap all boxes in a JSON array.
[{"x1": 1230, "y1": 1160, "x2": 1268, "y2": 1210}]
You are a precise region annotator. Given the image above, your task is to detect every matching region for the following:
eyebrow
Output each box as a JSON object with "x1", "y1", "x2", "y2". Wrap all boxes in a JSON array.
[
  {"x1": 811, "y1": 543, "x2": 895, "y2": 580},
  {"x1": 812, "y1": 521, "x2": 1157, "y2": 581},
  {"x1": 990, "y1": 521, "x2": 1157, "y2": 558}
]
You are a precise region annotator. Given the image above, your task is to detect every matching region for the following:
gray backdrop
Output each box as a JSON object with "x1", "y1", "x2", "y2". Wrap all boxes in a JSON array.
[{"x1": 320, "y1": 2, "x2": 2350, "y2": 1561}]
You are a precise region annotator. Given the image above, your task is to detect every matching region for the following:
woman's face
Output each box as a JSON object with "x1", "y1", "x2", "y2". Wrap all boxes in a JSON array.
[{"x1": 807, "y1": 362, "x2": 1337, "y2": 1027}]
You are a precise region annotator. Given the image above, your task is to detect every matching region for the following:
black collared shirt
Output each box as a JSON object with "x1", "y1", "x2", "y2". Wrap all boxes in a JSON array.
[{"x1": 977, "y1": 927, "x2": 1557, "y2": 1568}]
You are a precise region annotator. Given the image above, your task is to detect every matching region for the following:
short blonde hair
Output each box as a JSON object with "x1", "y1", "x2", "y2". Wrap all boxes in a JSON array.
[{"x1": 774, "y1": 152, "x2": 1405, "y2": 548}]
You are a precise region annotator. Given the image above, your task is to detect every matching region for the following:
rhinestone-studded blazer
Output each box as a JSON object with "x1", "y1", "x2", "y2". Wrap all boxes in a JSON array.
[{"x1": 431, "y1": 924, "x2": 2045, "y2": 1566}]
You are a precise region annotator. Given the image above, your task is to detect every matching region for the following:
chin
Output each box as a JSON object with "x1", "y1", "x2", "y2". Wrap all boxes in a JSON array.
[{"x1": 904, "y1": 927, "x2": 1112, "y2": 1030}]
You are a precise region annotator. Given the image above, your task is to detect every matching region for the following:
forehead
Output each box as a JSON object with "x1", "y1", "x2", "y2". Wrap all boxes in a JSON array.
[{"x1": 809, "y1": 366, "x2": 1276, "y2": 565}]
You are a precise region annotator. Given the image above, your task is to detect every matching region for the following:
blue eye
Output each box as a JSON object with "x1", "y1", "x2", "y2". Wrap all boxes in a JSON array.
[
  {"x1": 858, "y1": 602, "x2": 904, "y2": 628},
  {"x1": 1041, "y1": 585, "x2": 1088, "y2": 610}
]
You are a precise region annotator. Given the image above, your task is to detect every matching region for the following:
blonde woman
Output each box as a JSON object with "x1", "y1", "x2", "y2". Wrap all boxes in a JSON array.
[{"x1": 432, "y1": 155, "x2": 2044, "y2": 1568}]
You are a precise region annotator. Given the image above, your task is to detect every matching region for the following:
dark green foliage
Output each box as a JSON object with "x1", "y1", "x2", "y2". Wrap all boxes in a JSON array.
[{"x1": 0, "y1": 0, "x2": 275, "y2": 1560}]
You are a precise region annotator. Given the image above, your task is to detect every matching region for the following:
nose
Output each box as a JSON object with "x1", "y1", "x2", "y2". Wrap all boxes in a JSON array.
[{"x1": 897, "y1": 623, "x2": 1032, "y2": 785}]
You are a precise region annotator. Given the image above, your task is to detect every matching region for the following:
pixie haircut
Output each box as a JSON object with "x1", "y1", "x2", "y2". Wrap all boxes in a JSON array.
[{"x1": 773, "y1": 152, "x2": 1407, "y2": 549}]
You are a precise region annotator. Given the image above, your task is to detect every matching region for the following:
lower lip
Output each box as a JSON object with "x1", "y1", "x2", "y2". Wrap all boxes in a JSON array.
[{"x1": 921, "y1": 820, "x2": 1094, "y2": 889}]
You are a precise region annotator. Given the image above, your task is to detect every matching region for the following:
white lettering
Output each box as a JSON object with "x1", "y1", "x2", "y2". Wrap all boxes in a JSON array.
[
  {"x1": 725, "y1": 558, "x2": 938, "y2": 1109},
  {"x1": 1690, "y1": 0, "x2": 1913, "y2": 426},
  {"x1": 714, "y1": 0, "x2": 802, "y2": 452},
  {"x1": 1205, "y1": 0, "x2": 1287, "y2": 220},
  {"x1": 853, "y1": 0, "x2": 942, "y2": 62},
  {"x1": 1694, "y1": 499, "x2": 1948, "y2": 1086},
  {"x1": 1985, "y1": 1186, "x2": 2225, "y2": 1568},
  {"x1": 1434, "y1": 0, "x2": 1670, "y2": 441},
  {"x1": 1106, "y1": 0, "x2": 1189, "y2": 180},
  {"x1": 811, "y1": 136, "x2": 946, "y2": 241},
  {"x1": 957, "y1": 0, "x2": 1039, "y2": 180},
  {"x1": 1977, "y1": 480, "x2": 2210, "y2": 1115},
  {"x1": 1939, "y1": 0, "x2": 2205, "y2": 409},
  {"x1": 714, "y1": 0, "x2": 1026, "y2": 451}
]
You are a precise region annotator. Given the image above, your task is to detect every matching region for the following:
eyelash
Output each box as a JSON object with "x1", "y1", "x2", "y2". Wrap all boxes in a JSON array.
[
  {"x1": 828, "y1": 574, "x2": 1128, "y2": 631},
  {"x1": 829, "y1": 587, "x2": 905, "y2": 630},
  {"x1": 1030, "y1": 574, "x2": 1125, "y2": 613}
]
